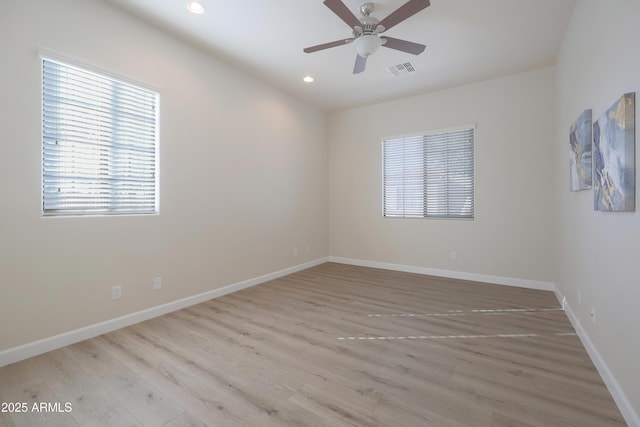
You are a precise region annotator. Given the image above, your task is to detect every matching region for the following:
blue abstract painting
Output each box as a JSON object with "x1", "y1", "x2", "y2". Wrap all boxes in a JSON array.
[
  {"x1": 569, "y1": 109, "x2": 592, "y2": 191},
  {"x1": 593, "y1": 93, "x2": 635, "y2": 212}
]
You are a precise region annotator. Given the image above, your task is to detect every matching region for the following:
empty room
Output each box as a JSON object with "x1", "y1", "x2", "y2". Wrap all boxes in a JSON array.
[{"x1": 0, "y1": 0, "x2": 638, "y2": 426}]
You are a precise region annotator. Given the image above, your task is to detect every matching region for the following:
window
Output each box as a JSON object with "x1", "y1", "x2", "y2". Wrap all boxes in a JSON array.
[
  {"x1": 382, "y1": 126, "x2": 474, "y2": 219},
  {"x1": 42, "y1": 58, "x2": 159, "y2": 216}
]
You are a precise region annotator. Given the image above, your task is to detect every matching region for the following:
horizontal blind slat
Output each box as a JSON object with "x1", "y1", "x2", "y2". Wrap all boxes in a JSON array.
[
  {"x1": 383, "y1": 128, "x2": 474, "y2": 218},
  {"x1": 42, "y1": 58, "x2": 158, "y2": 216}
]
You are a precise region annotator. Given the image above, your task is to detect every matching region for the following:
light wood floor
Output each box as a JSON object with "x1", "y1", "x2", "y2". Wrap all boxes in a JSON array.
[{"x1": 0, "y1": 262, "x2": 626, "y2": 426}]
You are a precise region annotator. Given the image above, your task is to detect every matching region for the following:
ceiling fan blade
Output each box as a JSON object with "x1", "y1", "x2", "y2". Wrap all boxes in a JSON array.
[
  {"x1": 378, "y1": 0, "x2": 430, "y2": 32},
  {"x1": 323, "y1": 0, "x2": 362, "y2": 28},
  {"x1": 304, "y1": 38, "x2": 353, "y2": 53},
  {"x1": 381, "y1": 36, "x2": 426, "y2": 55},
  {"x1": 353, "y1": 54, "x2": 367, "y2": 74}
]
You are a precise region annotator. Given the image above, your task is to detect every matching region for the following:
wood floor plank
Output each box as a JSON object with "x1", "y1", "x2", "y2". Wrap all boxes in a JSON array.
[
  {"x1": 4, "y1": 382, "x2": 78, "y2": 427},
  {"x1": 61, "y1": 341, "x2": 183, "y2": 427},
  {"x1": 0, "y1": 413, "x2": 16, "y2": 427},
  {"x1": 92, "y1": 330, "x2": 164, "y2": 375},
  {"x1": 139, "y1": 362, "x2": 256, "y2": 427},
  {"x1": 161, "y1": 412, "x2": 209, "y2": 427},
  {"x1": 27, "y1": 350, "x2": 118, "y2": 425},
  {"x1": 78, "y1": 405, "x2": 143, "y2": 427},
  {"x1": 0, "y1": 263, "x2": 627, "y2": 426}
]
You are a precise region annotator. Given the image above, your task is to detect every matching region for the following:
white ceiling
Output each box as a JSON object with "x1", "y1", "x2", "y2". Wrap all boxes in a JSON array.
[{"x1": 106, "y1": 0, "x2": 576, "y2": 111}]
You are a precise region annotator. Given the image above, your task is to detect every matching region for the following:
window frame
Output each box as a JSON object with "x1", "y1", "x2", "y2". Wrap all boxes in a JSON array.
[
  {"x1": 381, "y1": 124, "x2": 476, "y2": 220},
  {"x1": 40, "y1": 54, "x2": 160, "y2": 217}
]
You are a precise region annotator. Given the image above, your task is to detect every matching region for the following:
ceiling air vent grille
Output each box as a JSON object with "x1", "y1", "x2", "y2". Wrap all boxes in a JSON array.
[{"x1": 388, "y1": 61, "x2": 417, "y2": 77}]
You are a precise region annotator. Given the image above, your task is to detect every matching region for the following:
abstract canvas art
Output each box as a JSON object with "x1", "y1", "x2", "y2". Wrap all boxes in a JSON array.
[
  {"x1": 569, "y1": 109, "x2": 592, "y2": 191},
  {"x1": 593, "y1": 92, "x2": 636, "y2": 212}
]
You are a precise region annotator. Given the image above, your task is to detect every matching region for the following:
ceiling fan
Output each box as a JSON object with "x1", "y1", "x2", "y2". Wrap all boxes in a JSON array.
[{"x1": 304, "y1": 0, "x2": 430, "y2": 74}]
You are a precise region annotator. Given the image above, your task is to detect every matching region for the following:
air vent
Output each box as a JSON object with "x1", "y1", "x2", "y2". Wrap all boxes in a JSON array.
[{"x1": 388, "y1": 61, "x2": 417, "y2": 77}]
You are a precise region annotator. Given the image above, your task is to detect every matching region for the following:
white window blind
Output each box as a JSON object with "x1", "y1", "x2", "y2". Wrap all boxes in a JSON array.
[
  {"x1": 383, "y1": 127, "x2": 474, "y2": 219},
  {"x1": 42, "y1": 58, "x2": 159, "y2": 216}
]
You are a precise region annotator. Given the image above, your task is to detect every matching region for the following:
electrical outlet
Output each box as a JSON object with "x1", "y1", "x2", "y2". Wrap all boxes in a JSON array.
[
  {"x1": 153, "y1": 277, "x2": 162, "y2": 290},
  {"x1": 112, "y1": 285, "x2": 122, "y2": 300},
  {"x1": 590, "y1": 306, "x2": 596, "y2": 324},
  {"x1": 450, "y1": 251, "x2": 457, "y2": 261}
]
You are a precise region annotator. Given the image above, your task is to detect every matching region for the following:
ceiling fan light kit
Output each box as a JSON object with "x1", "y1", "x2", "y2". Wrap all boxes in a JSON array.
[
  {"x1": 304, "y1": 0, "x2": 430, "y2": 74},
  {"x1": 354, "y1": 34, "x2": 382, "y2": 58}
]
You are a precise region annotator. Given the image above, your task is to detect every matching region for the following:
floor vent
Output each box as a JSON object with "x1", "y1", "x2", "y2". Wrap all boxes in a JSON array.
[{"x1": 388, "y1": 61, "x2": 417, "y2": 77}]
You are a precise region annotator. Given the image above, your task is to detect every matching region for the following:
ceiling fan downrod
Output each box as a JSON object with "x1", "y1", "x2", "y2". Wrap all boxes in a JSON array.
[{"x1": 353, "y1": 2, "x2": 385, "y2": 38}]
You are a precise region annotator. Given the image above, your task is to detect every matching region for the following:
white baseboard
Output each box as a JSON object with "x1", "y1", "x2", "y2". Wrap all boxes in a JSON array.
[
  {"x1": 328, "y1": 256, "x2": 555, "y2": 291},
  {"x1": 0, "y1": 257, "x2": 329, "y2": 368},
  {"x1": 557, "y1": 293, "x2": 640, "y2": 427}
]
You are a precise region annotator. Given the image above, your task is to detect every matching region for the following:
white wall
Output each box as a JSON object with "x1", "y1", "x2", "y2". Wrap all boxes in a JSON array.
[
  {"x1": 554, "y1": 0, "x2": 640, "y2": 422},
  {"x1": 0, "y1": 0, "x2": 328, "y2": 352},
  {"x1": 329, "y1": 68, "x2": 556, "y2": 286}
]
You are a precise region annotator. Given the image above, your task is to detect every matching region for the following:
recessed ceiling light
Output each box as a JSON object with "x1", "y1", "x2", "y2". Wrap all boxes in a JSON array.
[
  {"x1": 303, "y1": 76, "x2": 315, "y2": 83},
  {"x1": 187, "y1": 1, "x2": 206, "y2": 14}
]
